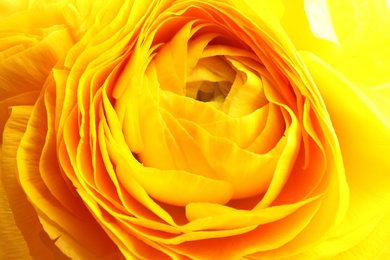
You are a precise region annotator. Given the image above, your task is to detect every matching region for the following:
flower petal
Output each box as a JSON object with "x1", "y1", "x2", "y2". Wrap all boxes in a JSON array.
[
  {"x1": 17, "y1": 91, "x2": 121, "y2": 258},
  {"x1": 300, "y1": 51, "x2": 390, "y2": 256},
  {"x1": 2, "y1": 105, "x2": 61, "y2": 259},
  {"x1": 328, "y1": 0, "x2": 390, "y2": 89},
  {"x1": 304, "y1": 0, "x2": 340, "y2": 44},
  {"x1": 279, "y1": 0, "x2": 341, "y2": 63}
]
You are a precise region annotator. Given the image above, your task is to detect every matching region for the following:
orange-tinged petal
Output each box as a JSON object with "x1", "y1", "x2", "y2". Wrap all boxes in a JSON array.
[
  {"x1": 3, "y1": 0, "x2": 385, "y2": 258},
  {"x1": 169, "y1": 199, "x2": 322, "y2": 259},
  {"x1": 153, "y1": 20, "x2": 194, "y2": 96},
  {"x1": 304, "y1": 0, "x2": 340, "y2": 45},
  {"x1": 254, "y1": 106, "x2": 301, "y2": 208},
  {"x1": 116, "y1": 160, "x2": 235, "y2": 207},
  {"x1": 0, "y1": 91, "x2": 39, "y2": 143},
  {"x1": 2, "y1": 105, "x2": 62, "y2": 259},
  {"x1": 0, "y1": 2, "x2": 75, "y2": 151},
  {"x1": 0, "y1": 168, "x2": 32, "y2": 260},
  {"x1": 17, "y1": 91, "x2": 121, "y2": 258},
  {"x1": 185, "y1": 194, "x2": 321, "y2": 229},
  {"x1": 78, "y1": 188, "x2": 175, "y2": 260}
]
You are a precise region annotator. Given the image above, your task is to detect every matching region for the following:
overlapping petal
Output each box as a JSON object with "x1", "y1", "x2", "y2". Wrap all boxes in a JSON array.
[
  {"x1": 33, "y1": 0, "x2": 351, "y2": 258},
  {"x1": 0, "y1": 0, "x2": 389, "y2": 259},
  {"x1": 0, "y1": 0, "x2": 75, "y2": 141}
]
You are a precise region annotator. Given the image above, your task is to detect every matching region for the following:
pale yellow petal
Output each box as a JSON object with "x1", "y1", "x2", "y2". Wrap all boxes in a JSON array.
[
  {"x1": 328, "y1": 0, "x2": 390, "y2": 89},
  {"x1": 305, "y1": 0, "x2": 340, "y2": 44},
  {"x1": 300, "y1": 51, "x2": 390, "y2": 257},
  {"x1": 280, "y1": 0, "x2": 341, "y2": 64},
  {"x1": 260, "y1": 0, "x2": 285, "y2": 21}
]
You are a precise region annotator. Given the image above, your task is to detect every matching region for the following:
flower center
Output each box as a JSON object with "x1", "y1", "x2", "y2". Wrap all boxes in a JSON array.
[{"x1": 186, "y1": 55, "x2": 234, "y2": 106}]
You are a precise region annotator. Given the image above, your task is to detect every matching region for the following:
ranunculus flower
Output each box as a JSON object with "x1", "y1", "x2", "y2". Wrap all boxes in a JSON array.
[{"x1": 1, "y1": 0, "x2": 389, "y2": 259}]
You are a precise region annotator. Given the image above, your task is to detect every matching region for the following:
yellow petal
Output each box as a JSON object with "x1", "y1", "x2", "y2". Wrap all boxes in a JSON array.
[
  {"x1": 260, "y1": 0, "x2": 285, "y2": 21},
  {"x1": 0, "y1": 153, "x2": 31, "y2": 260},
  {"x1": 185, "y1": 194, "x2": 321, "y2": 230},
  {"x1": 0, "y1": 91, "x2": 39, "y2": 143},
  {"x1": 171, "y1": 115, "x2": 279, "y2": 199},
  {"x1": 0, "y1": 5, "x2": 75, "y2": 100},
  {"x1": 281, "y1": 0, "x2": 390, "y2": 91},
  {"x1": 116, "y1": 159, "x2": 234, "y2": 207},
  {"x1": 0, "y1": 26, "x2": 73, "y2": 98},
  {"x1": 78, "y1": 188, "x2": 175, "y2": 260},
  {"x1": 17, "y1": 92, "x2": 121, "y2": 258},
  {"x1": 2, "y1": 105, "x2": 60, "y2": 259},
  {"x1": 334, "y1": 208, "x2": 390, "y2": 259},
  {"x1": 0, "y1": 0, "x2": 29, "y2": 19},
  {"x1": 304, "y1": 0, "x2": 340, "y2": 44},
  {"x1": 169, "y1": 199, "x2": 322, "y2": 259},
  {"x1": 328, "y1": 0, "x2": 390, "y2": 89},
  {"x1": 301, "y1": 51, "x2": 390, "y2": 256},
  {"x1": 279, "y1": 0, "x2": 341, "y2": 63}
]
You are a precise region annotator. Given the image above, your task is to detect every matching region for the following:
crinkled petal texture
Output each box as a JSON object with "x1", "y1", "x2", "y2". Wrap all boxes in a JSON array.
[
  {"x1": 2, "y1": 0, "x2": 389, "y2": 259},
  {"x1": 0, "y1": 0, "x2": 124, "y2": 259},
  {"x1": 0, "y1": 1, "x2": 75, "y2": 259}
]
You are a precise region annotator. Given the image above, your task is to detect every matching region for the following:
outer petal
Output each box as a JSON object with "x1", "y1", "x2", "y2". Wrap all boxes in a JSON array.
[
  {"x1": 300, "y1": 51, "x2": 390, "y2": 257},
  {"x1": 0, "y1": 0, "x2": 29, "y2": 18},
  {"x1": 279, "y1": 0, "x2": 341, "y2": 64},
  {"x1": 0, "y1": 1, "x2": 75, "y2": 141},
  {"x1": 1, "y1": 142, "x2": 31, "y2": 260},
  {"x1": 1, "y1": 106, "x2": 64, "y2": 259},
  {"x1": 333, "y1": 208, "x2": 390, "y2": 259},
  {"x1": 17, "y1": 82, "x2": 124, "y2": 258},
  {"x1": 327, "y1": 0, "x2": 390, "y2": 90},
  {"x1": 281, "y1": 0, "x2": 390, "y2": 93}
]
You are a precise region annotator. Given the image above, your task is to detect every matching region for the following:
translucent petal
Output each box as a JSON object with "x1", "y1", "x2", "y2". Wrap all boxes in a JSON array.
[
  {"x1": 304, "y1": 0, "x2": 340, "y2": 44},
  {"x1": 280, "y1": 0, "x2": 341, "y2": 64},
  {"x1": 282, "y1": 0, "x2": 390, "y2": 90},
  {"x1": 328, "y1": 0, "x2": 390, "y2": 89}
]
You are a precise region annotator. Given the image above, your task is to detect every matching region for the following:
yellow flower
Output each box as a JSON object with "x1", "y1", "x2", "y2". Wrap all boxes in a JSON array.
[{"x1": 1, "y1": 0, "x2": 389, "y2": 259}]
